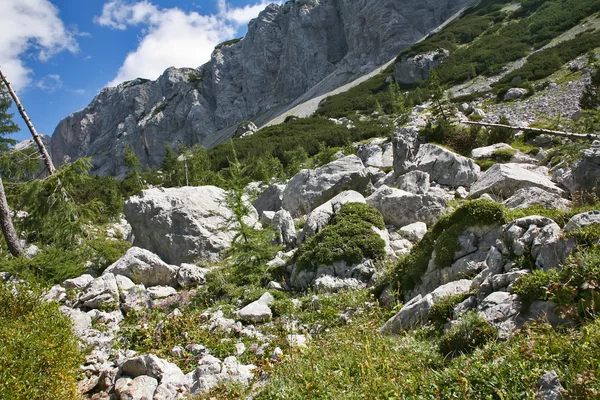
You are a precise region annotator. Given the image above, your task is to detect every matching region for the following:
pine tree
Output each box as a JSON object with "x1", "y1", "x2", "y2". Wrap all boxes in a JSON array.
[
  {"x1": 580, "y1": 65, "x2": 600, "y2": 110},
  {"x1": 0, "y1": 83, "x2": 23, "y2": 256},
  {"x1": 428, "y1": 71, "x2": 451, "y2": 122}
]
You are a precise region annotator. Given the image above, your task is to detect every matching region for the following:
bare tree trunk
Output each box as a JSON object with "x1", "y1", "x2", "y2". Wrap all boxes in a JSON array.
[
  {"x1": 0, "y1": 177, "x2": 22, "y2": 257},
  {"x1": 461, "y1": 120, "x2": 600, "y2": 141},
  {"x1": 0, "y1": 68, "x2": 56, "y2": 175}
]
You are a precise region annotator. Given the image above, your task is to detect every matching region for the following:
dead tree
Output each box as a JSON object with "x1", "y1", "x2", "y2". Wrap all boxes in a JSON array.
[
  {"x1": 0, "y1": 177, "x2": 22, "y2": 257},
  {"x1": 0, "y1": 68, "x2": 56, "y2": 175},
  {"x1": 461, "y1": 120, "x2": 600, "y2": 141}
]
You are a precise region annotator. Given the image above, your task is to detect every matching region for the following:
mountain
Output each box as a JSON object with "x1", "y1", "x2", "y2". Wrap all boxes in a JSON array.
[{"x1": 49, "y1": 0, "x2": 475, "y2": 177}]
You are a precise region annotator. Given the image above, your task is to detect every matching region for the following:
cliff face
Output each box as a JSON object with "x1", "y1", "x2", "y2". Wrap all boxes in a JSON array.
[{"x1": 50, "y1": 0, "x2": 475, "y2": 177}]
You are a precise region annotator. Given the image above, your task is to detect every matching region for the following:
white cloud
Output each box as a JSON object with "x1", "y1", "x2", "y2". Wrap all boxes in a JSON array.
[
  {"x1": 96, "y1": 0, "x2": 278, "y2": 87},
  {"x1": 36, "y1": 74, "x2": 63, "y2": 92},
  {"x1": 0, "y1": 0, "x2": 78, "y2": 91}
]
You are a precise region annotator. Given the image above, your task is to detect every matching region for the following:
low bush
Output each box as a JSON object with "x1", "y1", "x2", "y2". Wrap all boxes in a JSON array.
[
  {"x1": 513, "y1": 269, "x2": 557, "y2": 304},
  {"x1": 295, "y1": 203, "x2": 386, "y2": 270},
  {"x1": 438, "y1": 311, "x2": 498, "y2": 357},
  {"x1": 428, "y1": 293, "x2": 473, "y2": 327},
  {"x1": 491, "y1": 148, "x2": 516, "y2": 162},
  {"x1": 0, "y1": 284, "x2": 83, "y2": 400}
]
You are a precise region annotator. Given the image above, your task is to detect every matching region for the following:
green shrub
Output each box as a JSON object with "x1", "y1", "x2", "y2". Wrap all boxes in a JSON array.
[
  {"x1": 380, "y1": 200, "x2": 507, "y2": 297},
  {"x1": 512, "y1": 269, "x2": 558, "y2": 304},
  {"x1": 0, "y1": 284, "x2": 83, "y2": 399},
  {"x1": 295, "y1": 203, "x2": 386, "y2": 270},
  {"x1": 438, "y1": 311, "x2": 498, "y2": 357},
  {"x1": 491, "y1": 148, "x2": 516, "y2": 162},
  {"x1": 428, "y1": 293, "x2": 473, "y2": 327},
  {"x1": 475, "y1": 159, "x2": 496, "y2": 171},
  {"x1": 486, "y1": 116, "x2": 515, "y2": 145}
]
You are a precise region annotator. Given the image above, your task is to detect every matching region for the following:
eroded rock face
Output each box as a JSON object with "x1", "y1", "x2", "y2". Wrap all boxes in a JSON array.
[
  {"x1": 123, "y1": 186, "x2": 258, "y2": 265},
  {"x1": 394, "y1": 49, "x2": 450, "y2": 85},
  {"x1": 50, "y1": 0, "x2": 474, "y2": 175}
]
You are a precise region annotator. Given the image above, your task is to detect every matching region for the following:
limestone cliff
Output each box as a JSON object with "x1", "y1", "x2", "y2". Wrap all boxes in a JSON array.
[{"x1": 50, "y1": 0, "x2": 475, "y2": 177}]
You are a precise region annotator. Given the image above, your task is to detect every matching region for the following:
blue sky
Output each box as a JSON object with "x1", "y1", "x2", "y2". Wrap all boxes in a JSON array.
[{"x1": 2, "y1": 0, "x2": 278, "y2": 142}]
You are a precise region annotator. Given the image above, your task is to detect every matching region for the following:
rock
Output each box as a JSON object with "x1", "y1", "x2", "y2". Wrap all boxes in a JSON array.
[
  {"x1": 453, "y1": 296, "x2": 477, "y2": 319},
  {"x1": 398, "y1": 222, "x2": 428, "y2": 242},
  {"x1": 530, "y1": 223, "x2": 576, "y2": 270},
  {"x1": 535, "y1": 371, "x2": 564, "y2": 400},
  {"x1": 396, "y1": 170, "x2": 430, "y2": 194},
  {"x1": 282, "y1": 155, "x2": 370, "y2": 217},
  {"x1": 571, "y1": 140, "x2": 600, "y2": 196},
  {"x1": 43, "y1": 285, "x2": 67, "y2": 303},
  {"x1": 124, "y1": 186, "x2": 258, "y2": 265},
  {"x1": 381, "y1": 280, "x2": 472, "y2": 333},
  {"x1": 121, "y1": 285, "x2": 152, "y2": 313},
  {"x1": 518, "y1": 301, "x2": 564, "y2": 327},
  {"x1": 60, "y1": 306, "x2": 92, "y2": 333},
  {"x1": 50, "y1": 0, "x2": 473, "y2": 176},
  {"x1": 392, "y1": 126, "x2": 423, "y2": 175},
  {"x1": 478, "y1": 291, "x2": 521, "y2": 338},
  {"x1": 63, "y1": 274, "x2": 94, "y2": 290},
  {"x1": 313, "y1": 276, "x2": 365, "y2": 293},
  {"x1": 563, "y1": 210, "x2": 600, "y2": 232},
  {"x1": 116, "y1": 275, "x2": 136, "y2": 293},
  {"x1": 412, "y1": 144, "x2": 480, "y2": 188},
  {"x1": 470, "y1": 163, "x2": 564, "y2": 199},
  {"x1": 121, "y1": 354, "x2": 187, "y2": 384},
  {"x1": 357, "y1": 140, "x2": 394, "y2": 168},
  {"x1": 115, "y1": 375, "x2": 158, "y2": 400},
  {"x1": 261, "y1": 211, "x2": 276, "y2": 227},
  {"x1": 471, "y1": 143, "x2": 514, "y2": 159},
  {"x1": 273, "y1": 210, "x2": 296, "y2": 249},
  {"x1": 298, "y1": 190, "x2": 366, "y2": 244},
  {"x1": 395, "y1": 49, "x2": 450, "y2": 85},
  {"x1": 491, "y1": 270, "x2": 529, "y2": 291},
  {"x1": 267, "y1": 281, "x2": 284, "y2": 291},
  {"x1": 503, "y1": 88, "x2": 528, "y2": 101},
  {"x1": 367, "y1": 185, "x2": 448, "y2": 227},
  {"x1": 503, "y1": 187, "x2": 571, "y2": 211},
  {"x1": 189, "y1": 355, "x2": 255, "y2": 395},
  {"x1": 286, "y1": 334, "x2": 309, "y2": 348},
  {"x1": 237, "y1": 300, "x2": 272, "y2": 323},
  {"x1": 234, "y1": 121, "x2": 257, "y2": 138},
  {"x1": 177, "y1": 264, "x2": 207, "y2": 287},
  {"x1": 80, "y1": 274, "x2": 120, "y2": 310},
  {"x1": 253, "y1": 184, "x2": 285, "y2": 216},
  {"x1": 147, "y1": 286, "x2": 177, "y2": 300},
  {"x1": 104, "y1": 247, "x2": 179, "y2": 288},
  {"x1": 290, "y1": 259, "x2": 376, "y2": 291}
]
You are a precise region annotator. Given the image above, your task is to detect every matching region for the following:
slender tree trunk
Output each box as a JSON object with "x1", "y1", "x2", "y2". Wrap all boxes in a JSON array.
[
  {"x1": 0, "y1": 68, "x2": 56, "y2": 175},
  {"x1": 0, "y1": 177, "x2": 22, "y2": 257},
  {"x1": 461, "y1": 120, "x2": 600, "y2": 141}
]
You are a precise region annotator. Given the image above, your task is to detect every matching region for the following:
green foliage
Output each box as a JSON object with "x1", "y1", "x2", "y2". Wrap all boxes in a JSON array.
[
  {"x1": 421, "y1": 120, "x2": 486, "y2": 156},
  {"x1": 0, "y1": 284, "x2": 83, "y2": 399},
  {"x1": 381, "y1": 200, "x2": 507, "y2": 296},
  {"x1": 475, "y1": 159, "x2": 496, "y2": 171},
  {"x1": 542, "y1": 140, "x2": 590, "y2": 167},
  {"x1": 438, "y1": 311, "x2": 498, "y2": 357},
  {"x1": 513, "y1": 269, "x2": 558, "y2": 304},
  {"x1": 491, "y1": 147, "x2": 516, "y2": 162},
  {"x1": 0, "y1": 83, "x2": 18, "y2": 144},
  {"x1": 428, "y1": 293, "x2": 472, "y2": 327},
  {"x1": 12, "y1": 158, "x2": 116, "y2": 248},
  {"x1": 215, "y1": 37, "x2": 242, "y2": 49},
  {"x1": 486, "y1": 116, "x2": 515, "y2": 145},
  {"x1": 122, "y1": 144, "x2": 145, "y2": 196},
  {"x1": 295, "y1": 203, "x2": 386, "y2": 270},
  {"x1": 187, "y1": 72, "x2": 204, "y2": 84}
]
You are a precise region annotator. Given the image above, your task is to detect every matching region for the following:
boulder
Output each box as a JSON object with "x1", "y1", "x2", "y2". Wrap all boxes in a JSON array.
[
  {"x1": 535, "y1": 371, "x2": 564, "y2": 400},
  {"x1": 571, "y1": 140, "x2": 600, "y2": 196},
  {"x1": 477, "y1": 291, "x2": 521, "y2": 338},
  {"x1": 121, "y1": 354, "x2": 187, "y2": 385},
  {"x1": 63, "y1": 274, "x2": 94, "y2": 290},
  {"x1": 177, "y1": 263, "x2": 207, "y2": 287},
  {"x1": 413, "y1": 144, "x2": 480, "y2": 188},
  {"x1": 503, "y1": 187, "x2": 571, "y2": 211},
  {"x1": 392, "y1": 126, "x2": 423, "y2": 175},
  {"x1": 80, "y1": 273, "x2": 120, "y2": 310},
  {"x1": 147, "y1": 286, "x2": 177, "y2": 300},
  {"x1": 253, "y1": 184, "x2": 285, "y2": 215},
  {"x1": 273, "y1": 210, "x2": 296, "y2": 249},
  {"x1": 290, "y1": 259, "x2": 376, "y2": 292},
  {"x1": 298, "y1": 190, "x2": 366, "y2": 244},
  {"x1": 357, "y1": 139, "x2": 394, "y2": 168},
  {"x1": 189, "y1": 355, "x2": 255, "y2": 395},
  {"x1": 115, "y1": 375, "x2": 158, "y2": 400},
  {"x1": 367, "y1": 185, "x2": 448, "y2": 227},
  {"x1": 120, "y1": 285, "x2": 152, "y2": 313},
  {"x1": 503, "y1": 88, "x2": 528, "y2": 101},
  {"x1": 237, "y1": 293, "x2": 273, "y2": 323},
  {"x1": 398, "y1": 222, "x2": 428, "y2": 242},
  {"x1": 396, "y1": 170, "x2": 430, "y2": 194},
  {"x1": 530, "y1": 223, "x2": 576, "y2": 270},
  {"x1": 124, "y1": 186, "x2": 258, "y2": 265},
  {"x1": 563, "y1": 210, "x2": 600, "y2": 232},
  {"x1": 394, "y1": 49, "x2": 450, "y2": 85},
  {"x1": 281, "y1": 155, "x2": 370, "y2": 217},
  {"x1": 104, "y1": 247, "x2": 179, "y2": 287},
  {"x1": 470, "y1": 163, "x2": 564, "y2": 199}
]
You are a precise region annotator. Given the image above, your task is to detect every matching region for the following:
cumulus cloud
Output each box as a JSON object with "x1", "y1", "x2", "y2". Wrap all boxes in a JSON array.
[
  {"x1": 96, "y1": 0, "x2": 278, "y2": 87},
  {"x1": 36, "y1": 74, "x2": 63, "y2": 92},
  {"x1": 0, "y1": 0, "x2": 78, "y2": 91}
]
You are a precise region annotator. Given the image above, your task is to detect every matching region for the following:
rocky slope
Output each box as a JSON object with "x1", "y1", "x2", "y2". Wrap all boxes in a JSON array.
[{"x1": 49, "y1": 0, "x2": 475, "y2": 177}]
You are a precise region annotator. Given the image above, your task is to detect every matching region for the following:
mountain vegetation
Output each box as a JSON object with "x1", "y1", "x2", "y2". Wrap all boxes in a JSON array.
[{"x1": 3, "y1": 0, "x2": 600, "y2": 398}]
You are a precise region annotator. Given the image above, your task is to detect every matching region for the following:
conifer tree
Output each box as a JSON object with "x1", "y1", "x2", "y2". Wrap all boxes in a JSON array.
[{"x1": 580, "y1": 65, "x2": 600, "y2": 110}]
